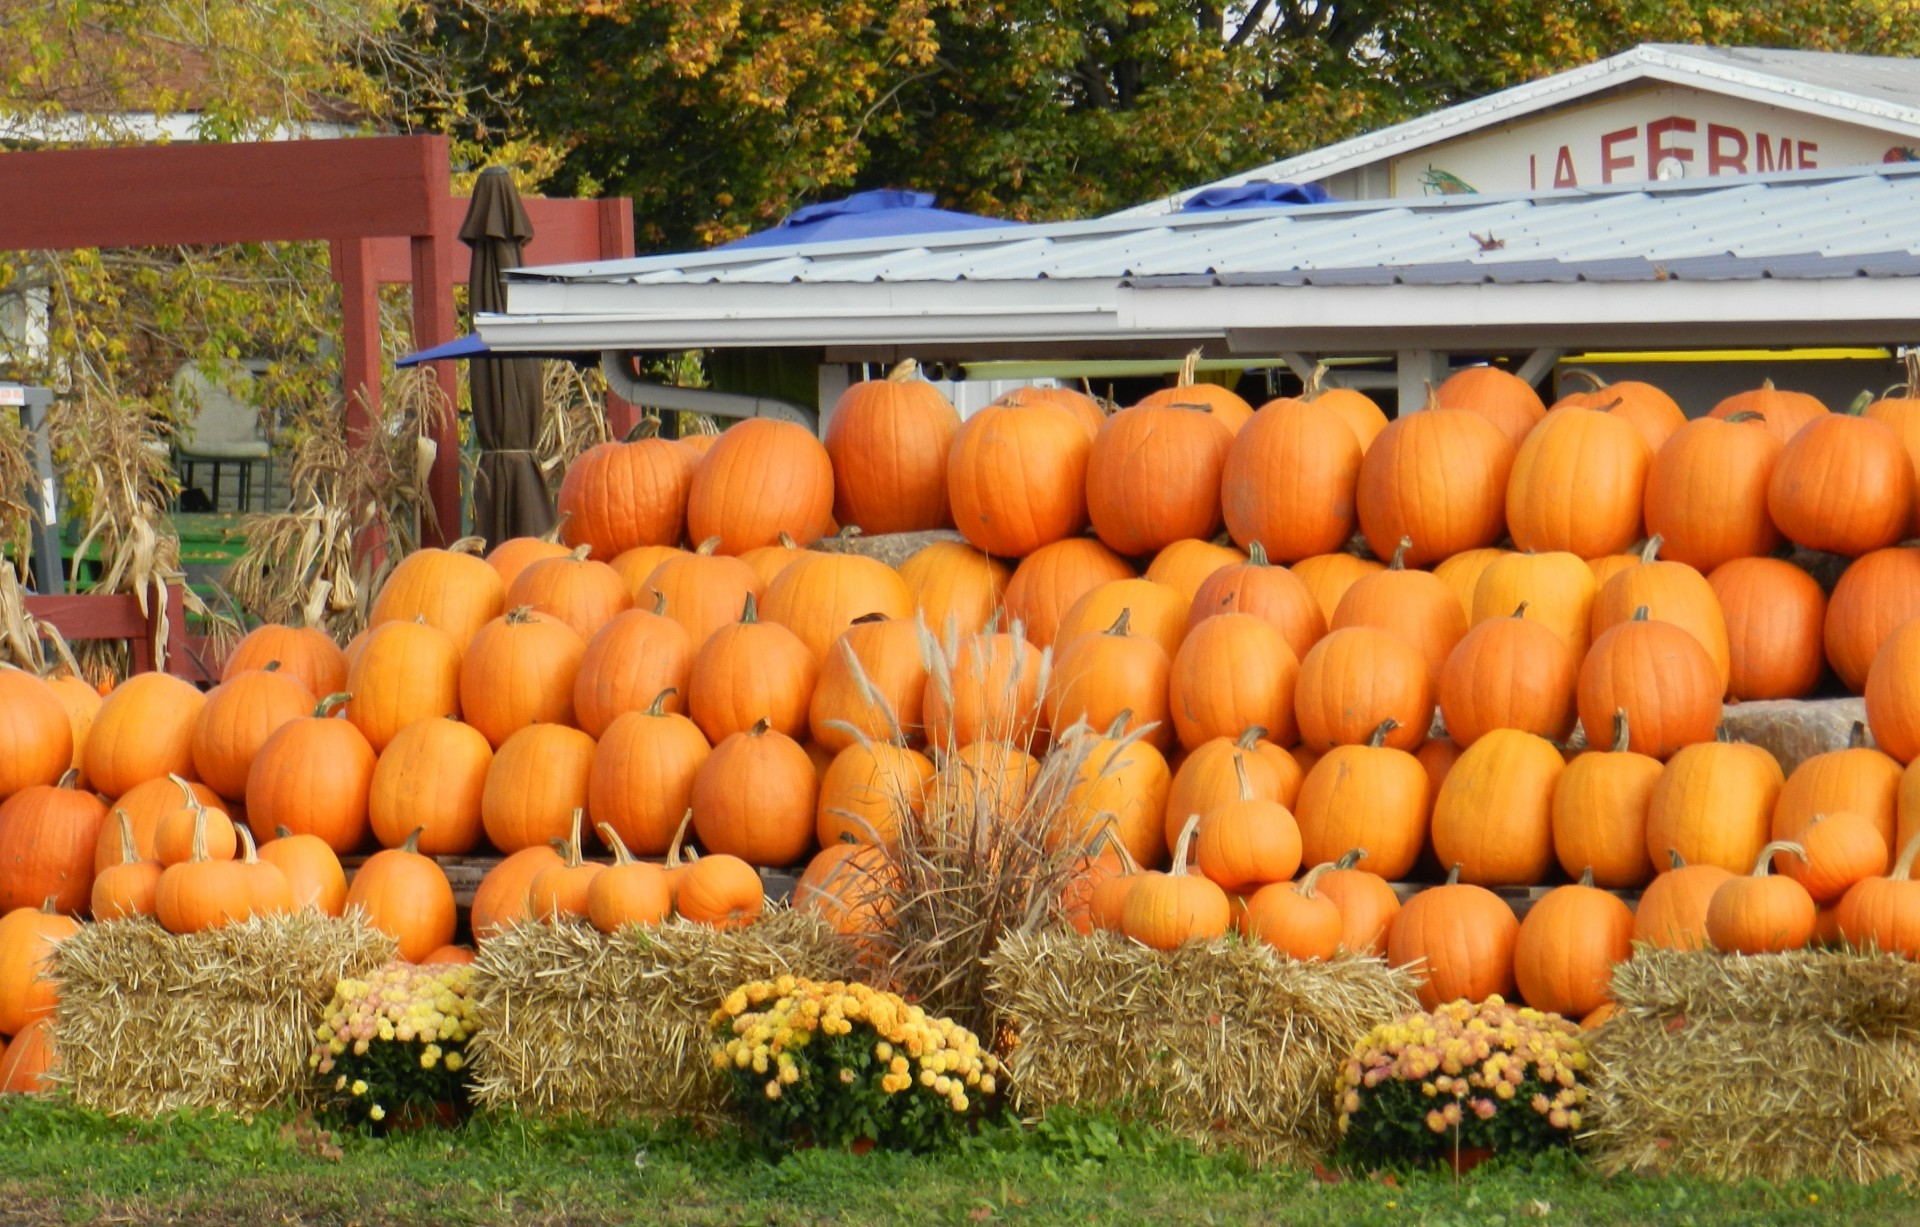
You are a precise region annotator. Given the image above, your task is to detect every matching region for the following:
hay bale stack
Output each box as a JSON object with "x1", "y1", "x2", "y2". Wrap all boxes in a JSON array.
[
  {"x1": 465, "y1": 911, "x2": 860, "y2": 1122},
  {"x1": 984, "y1": 930, "x2": 1418, "y2": 1167},
  {"x1": 49, "y1": 913, "x2": 396, "y2": 1117},
  {"x1": 1586, "y1": 948, "x2": 1920, "y2": 1182}
]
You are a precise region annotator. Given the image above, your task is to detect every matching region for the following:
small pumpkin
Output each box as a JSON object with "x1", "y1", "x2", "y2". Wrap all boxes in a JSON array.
[
  {"x1": 0, "y1": 899, "x2": 79, "y2": 1035},
  {"x1": 258, "y1": 824, "x2": 347, "y2": 916},
  {"x1": 1294, "y1": 719, "x2": 1428, "y2": 880},
  {"x1": 587, "y1": 823, "x2": 673, "y2": 933},
  {"x1": 91, "y1": 809, "x2": 162, "y2": 921},
  {"x1": 1771, "y1": 721, "x2": 1901, "y2": 865},
  {"x1": 506, "y1": 544, "x2": 633, "y2": 642},
  {"x1": 1512, "y1": 867, "x2": 1634, "y2": 1018},
  {"x1": 344, "y1": 826, "x2": 457, "y2": 962},
  {"x1": 675, "y1": 826, "x2": 765, "y2": 929},
  {"x1": 1243, "y1": 862, "x2": 1343, "y2": 960},
  {"x1": 233, "y1": 826, "x2": 294, "y2": 919},
  {"x1": 527, "y1": 809, "x2": 603, "y2": 921},
  {"x1": 0, "y1": 770, "x2": 108, "y2": 915},
  {"x1": 1387, "y1": 864, "x2": 1520, "y2": 1011},
  {"x1": 153, "y1": 807, "x2": 253, "y2": 934},
  {"x1": 1632, "y1": 849, "x2": 1734, "y2": 951},
  {"x1": 1835, "y1": 832, "x2": 1920, "y2": 957},
  {"x1": 1193, "y1": 754, "x2": 1302, "y2": 892},
  {"x1": 1119, "y1": 815, "x2": 1231, "y2": 951},
  {"x1": 1551, "y1": 711, "x2": 1660, "y2": 888},
  {"x1": 1316, "y1": 850, "x2": 1402, "y2": 956},
  {"x1": 1778, "y1": 811, "x2": 1888, "y2": 906},
  {"x1": 1705, "y1": 840, "x2": 1815, "y2": 954},
  {"x1": 1163, "y1": 726, "x2": 1302, "y2": 853},
  {"x1": 154, "y1": 774, "x2": 238, "y2": 867}
]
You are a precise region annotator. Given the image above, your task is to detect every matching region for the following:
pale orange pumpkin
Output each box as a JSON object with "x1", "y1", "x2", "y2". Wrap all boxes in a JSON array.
[
  {"x1": 345, "y1": 618, "x2": 463, "y2": 754},
  {"x1": 479, "y1": 723, "x2": 596, "y2": 854},
  {"x1": 587, "y1": 689, "x2": 712, "y2": 857},
  {"x1": 823, "y1": 361, "x2": 961, "y2": 534},
  {"x1": 458, "y1": 607, "x2": 587, "y2": 749},
  {"x1": 345, "y1": 827, "x2": 457, "y2": 961},
  {"x1": 685, "y1": 419, "x2": 836, "y2": 553},
  {"x1": 690, "y1": 719, "x2": 818, "y2": 867}
]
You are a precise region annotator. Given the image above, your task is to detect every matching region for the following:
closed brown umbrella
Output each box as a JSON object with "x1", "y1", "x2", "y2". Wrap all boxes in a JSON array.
[{"x1": 461, "y1": 166, "x2": 553, "y2": 545}]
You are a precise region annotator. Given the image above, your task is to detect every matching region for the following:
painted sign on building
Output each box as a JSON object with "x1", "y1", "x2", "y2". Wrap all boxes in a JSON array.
[{"x1": 1390, "y1": 84, "x2": 1919, "y2": 196}]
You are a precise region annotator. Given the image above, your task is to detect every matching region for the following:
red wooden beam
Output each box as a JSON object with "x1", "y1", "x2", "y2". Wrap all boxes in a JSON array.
[
  {"x1": 25, "y1": 585, "x2": 211, "y2": 683},
  {"x1": 367, "y1": 197, "x2": 635, "y2": 285}
]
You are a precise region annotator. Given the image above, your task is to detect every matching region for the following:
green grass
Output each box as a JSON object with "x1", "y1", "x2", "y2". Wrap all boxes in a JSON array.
[{"x1": 0, "y1": 1096, "x2": 1911, "y2": 1226}]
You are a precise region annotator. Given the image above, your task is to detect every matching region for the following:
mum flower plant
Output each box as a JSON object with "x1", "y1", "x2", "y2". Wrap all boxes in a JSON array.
[
  {"x1": 712, "y1": 975, "x2": 1002, "y2": 1152},
  {"x1": 310, "y1": 961, "x2": 480, "y2": 1131},
  {"x1": 1338, "y1": 995, "x2": 1589, "y2": 1168}
]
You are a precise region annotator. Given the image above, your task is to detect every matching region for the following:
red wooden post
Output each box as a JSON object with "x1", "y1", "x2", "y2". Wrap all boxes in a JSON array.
[
  {"x1": 411, "y1": 196, "x2": 461, "y2": 545},
  {"x1": 596, "y1": 198, "x2": 640, "y2": 435},
  {"x1": 332, "y1": 237, "x2": 383, "y2": 455}
]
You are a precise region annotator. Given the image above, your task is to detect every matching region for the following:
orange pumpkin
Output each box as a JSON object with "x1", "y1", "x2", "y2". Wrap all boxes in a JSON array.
[
  {"x1": 1046, "y1": 610, "x2": 1173, "y2": 751},
  {"x1": 1186, "y1": 542, "x2": 1325, "y2": 663},
  {"x1": 1706, "y1": 840, "x2": 1815, "y2": 954},
  {"x1": 1432, "y1": 365, "x2": 1546, "y2": 450},
  {"x1": 690, "y1": 719, "x2": 818, "y2": 867},
  {"x1": 258, "y1": 825, "x2": 347, "y2": 916},
  {"x1": 190, "y1": 664, "x2": 316, "y2": 801},
  {"x1": 1356, "y1": 408, "x2": 1516, "y2": 567},
  {"x1": 1120, "y1": 815, "x2": 1230, "y2": 951},
  {"x1": 94, "y1": 777, "x2": 218, "y2": 874},
  {"x1": 1868, "y1": 617, "x2": 1920, "y2": 765},
  {"x1": 688, "y1": 593, "x2": 818, "y2": 743},
  {"x1": 946, "y1": 398, "x2": 1093, "y2": 558},
  {"x1": 527, "y1": 809, "x2": 603, "y2": 922},
  {"x1": 345, "y1": 827, "x2": 456, "y2": 962},
  {"x1": 587, "y1": 689, "x2": 711, "y2": 857},
  {"x1": 1769, "y1": 403, "x2": 1914, "y2": 557},
  {"x1": 1316, "y1": 850, "x2": 1402, "y2": 956},
  {"x1": 1290, "y1": 552, "x2": 1386, "y2": 625},
  {"x1": 367, "y1": 717, "x2": 491, "y2": 855},
  {"x1": 1771, "y1": 722, "x2": 1901, "y2": 866},
  {"x1": 1294, "y1": 719, "x2": 1429, "y2": 881},
  {"x1": 1588, "y1": 538, "x2": 1730, "y2": 696},
  {"x1": 1778, "y1": 811, "x2": 1888, "y2": 906},
  {"x1": 1332, "y1": 537, "x2": 1467, "y2": 681},
  {"x1": 458, "y1": 607, "x2": 587, "y2": 748},
  {"x1": 1706, "y1": 379, "x2": 1829, "y2": 445},
  {"x1": 1053, "y1": 577, "x2": 1189, "y2": 662},
  {"x1": 555, "y1": 433, "x2": 698, "y2": 559},
  {"x1": 480, "y1": 723, "x2": 595, "y2": 854},
  {"x1": 1294, "y1": 626, "x2": 1433, "y2": 754},
  {"x1": 0, "y1": 899, "x2": 79, "y2": 1034},
  {"x1": 505, "y1": 545, "x2": 633, "y2": 642},
  {"x1": 573, "y1": 602, "x2": 694, "y2": 739},
  {"x1": 809, "y1": 615, "x2": 929, "y2": 752},
  {"x1": 1062, "y1": 830, "x2": 1137, "y2": 936},
  {"x1": 1708, "y1": 557, "x2": 1828, "y2": 701},
  {"x1": 1133, "y1": 354, "x2": 1254, "y2": 433},
  {"x1": 999, "y1": 385, "x2": 1107, "y2": 439},
  {"x1": 1438, "y1": 603, "x2": 1577, "y2": 747},
  {"x1": 1164, "y1": 727, "x2": 1302, "y2": 853},
  {"x1": 1645, "y1": 734, "x2": 1783, "y2": 874},
  {"x1": 0, "y1": 771, "x2": 107, "y2": 916},
  {"x1": 91, "y1": 809, "x2": 163, "y2": 920},
  {"x1": 484, "y1": 529, "x2": 571, "y2": 591},
  {"x1": 1049, "y1": 714, "x2": 1170, "y2": 868},
  {"x1": 1512, "y1": 868, "x2": 1633, "y2": 1018},
  {"x1": 1835, "y1": 832, "x2": 1920, "y2": 957},
  {"x1": 43, "y1": 674, "x2": 102, "y2": 792},
  {"x1": 1469, "y1": 549, "x2": 1596, "y2": 662},
  {"x1": 792, "y1": 840, "x2": 895, "y2": 947},
  {"x1": 823, "y1": 361, "x2": 960, "y2": 534},
  {"x1": 641, "y1": 538, "x2": 765, "y2": 649},
  {"x1": 1243, "y1": 862, "x2": 1343, "y2": 960},
  {"x1": 219, "y1": 585, "x2": 348, "y2": 700},
  {"x1": 245, "y1": 694, "x2": 377, "y2": 854},
  {"x1": 1192, "y1": 755, "x2": 1302, "y2": 892},
  {"x1": 154, "y1": 774, "x2": 237, "y2": 867},
  {"x1": 1387, "y1": 864, "x2": 1520, "y2": 1011},
  {"x1": 1300, "y1": 370, "x2": 1389, "y2": 452},
  {"x1": 367, "y1": 540, "x2": 504, "y2": 654},
  {"x1": 1000, "y1": 537, "x2": 1135, "y2": 650},
  {"x1": 1, "y1": 1014, "x2": 57, "y2": 1093},
  {"x1": 685, "y1": 418, "x2": 835, "y2": 553},
  {"x1": 1828, "y1": 547, "x2": 1920, "y2": 695},
  {"x1": 1549, "y1": 369, "x2": 1685, "y2": 455},
  {"x1": 736, "y1": 534, "x2": 812, "y2": 589},
  {"x1": 587, "y1": 823, "x2": 673, "y2": 933},
  {"x1": 609, "y1": 543, "x2": 688, "y2": 602},
  {"x1": 1575, "y1": 609, "x2": 1722, "y2": 761},
  {"x1": 1507, "y1": 398, "x2": 1650, "y2": 558},
  {"x1": 1633, "y1": 849, "x2": 1734, "y2": 951},
  {"x1": 676, "y1": 850, "x2": 765, "y2": 929},
  {"x1": 816, "y1": 740, "x2": 934, "y2": 848},
  {"x1": 1086, "y1": 402, "x2": 1234, "y2": 555},
  {"x1": 1416, "y1": 737, "x2": 1464, "y2": 815},
  {"x1": 153, "y1": 807, "x2": 253, "y2": 934},
  {"x1": 1430, "y1": 728, "x2": 1565, "y2": 886},
  {"x1": 1434, "y1": 547, "x2": 1512, "y2": 627},
  {"x1": 1143, "y1": 539, "x2": 1244, "y2": 604},
  {"x1": 1868, "y1": 381, "x2": 1920, "y2": 536},
  {"x1": 233, "y1": 826, "x2": 294, "y2": 919},
  {"x1": 345, "y1": 618, "x2": 463, "y2": 754},
  {"x1": 1167, "y1": 613, "x2": 1299, "y2": 751},
  {"x1": 898, "y1": 541, "x2": 1010, "y2": 642},
  {"x1": 922, "y1": 630, "x2": 1048, "y2": 751},
  {"x1": 760, "y1": 551, "x2": 915, "y2": 666},
  {"x1": 930, "y1": 741, "x2": 1040, "y2": 829},
  {"x1": 85, "y1": 672, "x2": 204, "y2": 800},
  {"x1": 1550, "y1": 711, "x2": 1660, "y2": 888},
  {"x1": 1643, "y1": 412, "x2": 1783, "y2": 574},
  {"x1": 1222, "y1": 395, "x2": 1364, "y2": 561},
  {"x1": 471, "y1": 844, "x2": 564, "y2": 941}
]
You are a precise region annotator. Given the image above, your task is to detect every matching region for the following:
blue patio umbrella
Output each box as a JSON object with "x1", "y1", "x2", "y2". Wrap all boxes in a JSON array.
[{"x1": 719, "y1": 189, "x2": 1023, "y2": 248}]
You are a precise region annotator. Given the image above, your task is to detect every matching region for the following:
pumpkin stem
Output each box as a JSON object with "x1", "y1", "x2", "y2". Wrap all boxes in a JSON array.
[
  {"x1": 39, "y1": 895, "x2": 57, "y2": 914},
  {"x1": 402, "y1": 827, "x2": 426, "y2": 856},
  {"x1": 1725, "y1": 410, "x2": 1768, "y2": 424},
  {"x1": 1562, "y1": 368, "x2": 1609, "y2": 392},
  {"x1": 275, "y1": 825, "x2": 294, "y2": 840},
  {"x1": 1097, "y1": 823, "x2": 1142, "y2": 875},
  {"x1": 835, "y1": 525, "x2": 865, "y2": 541},
  {"x1": 1103, "y1": 609, "x2": 1133, "y2": 637},
  {"x1": 649, "y1": 589, "x2": 668, "y2": 617},
  {"x1": 1894, "y1": 832, "x2": 1920, "y2": 882},
  {"x1": 597, "y1": 823, "x2": 635, "y2": 866},
  {"x1": 1577, "y1": 867, "x2": 1596, "y2": 888},
  {"x1": 449, "y1": 536, "x2": 488, "y2": 557},
  {"x1": 748, "y1": 717, "x2": 772, "y2": 737},
  {"x1": 1247, "y1": 541, "x2": 1270, "y2": 568},
  {"x1": 505, "y1": 605, "x2": 537, "y2": 626},
  {"x1": 1507, "y1": 601, "x2": 1530, "y2": 620},
  {"x1": 566, "y1": 544, "x2": 593, "y2": 562},
  {"x1": 1335, "y1": 848, "x2": 1367, "y2": 871},
  {"x1": 1234, "y1": 726, "x2": 1268, "y2": 750},
  {"x1": 1169, "y1": 814, "x2": 1202, "y2": 876},
  {"x1": 314, "y1": 692, "x2": 352, "y2": 719},
  {"x1": 777, "y1": 532, "x2": 798, "y2": 550},
  {"x1": 886, "y1": 358, "x2": 921, "y2": 383},
  {"x1": 187, "y1": 801, "x2": 210, "y2": 865},
  {"x1": 1610, "y1": 709, "x2": 1631, "y2": 754},
  {"x1": 622, "y1": 415, "x2": 663, "y2": 441},
  {"x1": 1632, "y1": 605, "x2": 1651, "y2": 622},
  {"x1": 667, "y1": 809, "x2": 694, "y2": 869},
  {"x1": 261, "y1": 659, "x2": 282, "y2": 673},
  {"x1": 1445, "y1": 863, "x2": 1463, "y2": 886},
  {"x1": 1296, "y1": 861, "x2": 1335, "y2": 899},
  {"x1": 56, "y1": 767, "x2": 78, "y2": 789},
  {"x1": 540, "y1": 511, "x2": 571, "y2": 544},
  {"x1": 560, "y1": 809, "x2": 585, "y2": 868},
  {"x1": 851, "y1": 612, "x2": 891, "y2": 626},
  {"x1": 1668, "y1": 848, "x2": 1687, "y2": 870},
  {"x1": 1303, "y1": 362, "x2": 1329, "y2": 399},
  {"x1": 1388, "y1": 537, "x2": 1412, "y2": 571},
  {"x1": 1366, "y1": 719, "x2": 1399, "y2": 749},
  {"x1": 299, "y1": 579, "x2": 333, "y2": 630},
  {"x1": 237, "y1": 823, "x2": 261, "y2": 865},
  {"x1": 1846, "y1": 389, "x2": 1875, "y2": 416},
  {"x1": 695, "y1": 536, "x2": 723, "y2": 556},
  {"x1": 1232, "y1": 753, "x2": 1254, "y2": 803},
  {"x1": 1638, "y1": 535, "x2": 1663, "y2": 564},
  {"x1": 645, "y1": 687, "x2": 679, "y2": 717},
  {"x1": 1848, "y1": 721, "x2": 1869, "y2": 750},
  {"x1": 1175, "y1": 347, "x2": 1201, "y2": 388},
  {"x1": 113, "y1": 809, "x2": 140, "y2": 867},
  {"x1": 739, "y1": 592, "x2": 759, "y2": 624},
  {"x1": 1750, "y1": 840, "x2": 1806, "y2": 876}
]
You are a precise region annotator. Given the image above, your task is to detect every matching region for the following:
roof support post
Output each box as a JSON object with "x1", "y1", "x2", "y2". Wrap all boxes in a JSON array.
[
  {"x1": 1512, "y1": 348, "x2": 1566, "y2": 391},
  {"x1": 1396, "y1": 349, "x2": 1446, "y2": 413}
]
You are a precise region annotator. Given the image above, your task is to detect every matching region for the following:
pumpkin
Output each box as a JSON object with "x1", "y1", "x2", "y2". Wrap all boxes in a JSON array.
[
  {"x1": 1550, "y1": 369, "x2": 1686, "y2": 455},
  {"x1": 1433, "y1": 548, "x2": 1512, "y2": 627},
  {"x1": 1356, "y1": 408, "x2": 1516, "y2": 567},
  {"x1": 344, "y1": 827, "x2": 456, "y2": 962},
  {"x1": 1133, "y1": 352, "x2": 1254, "y2": 433},
  {"x1": 85, "y1": 672, "x2": 204, "y2": 800},
  {"x1": 0, "y1": 1014, "x2": 56, "y2": 1093},
  {"x1": 1294, "y1": 626, "x2": 1433, "y2": 754},
  {"x1": 1186, "y1": 542, "x2": 1325, "y2": 662},
  {"x1": 1771, "y1": 722, "x2": 1901, "y2": 866},
  {"x1": 1778, "y1": 811, "x2": 1888, "y2": 906},
  {"x1": 1387, "y1": 864, "x2": 1520, "y2": 1011},
  {"x1": 609, "y1": 543, "x2": 688, "y2": 602},
  {"x1": 998, "y1": 385, "x2": 1107, "y2": 439},
  {"x1": 417, "y1": 944, "x2": 475, "y2": 966},
  {"x1": 737, "y1": 534, "x2": 813, "y2": 589},
  {"x1": 154, "y1": 774, "x2": 237, "y2": 866},
  {"x1": 690, "y1": 719, "x2": 817, "y2": 867},
  {"x1": 1430, "y1": 728, "x2": 1565, "y2": 886},
  {"x1": 587, "y1": 689, "x2": 711, "y2": 857},
  {"x1": 480, "y1": 723, "x2": 595, "y2": 855},
  {"x1": 245, "y1": 694, "x2": 377, "y2": 854},
  {"x1": 587, "y1": 823, "x2": 673, "y2": 933},
  {"x1": 555, "y1": 432, "x2": 698, "y2": 559},
  {"x1": 1867, "y1": 618, "x2": 1920, "y2": 764},
  {"x1": 1221, "y1": 394, "x2": 1363, "y2": 562},
  {"x1": 1046, "y1": 610, "x2": 1173, "y2": 750},
  {"x1": 1645, "y1": 733, "x2": 1783, "y2": 874},
  {"x1": 1332, "y1": 537, "x2": 1467, "y2": 680},
  {"x1": 220, "y1": 583, "x2": 348, "y2": 699},
  {"x1": 43, "y1": 675, "x2": 102, "y2": 792},
  {"x1": 930, "y1": 741, "x2": 1040, "y2": 829},
  {"x1": 1416, "y1": 737, "x2": 1464, "y2": 814},
  {"x1": 1827, "y1": 547, "x2": 1920, "y2": 694},
  {"x1": 153, "y1": 807, "x2": 253, "y2": 934},
  {"x1": 808, "y1": 615, "x2": 929, "y2": 752},
  {"x1": 1769, "y1": 400, "x2": 1914, "y2": 557},
  {"x1": 686, "y1": 418, "x2": 835, "y2": 553},
  {"x1": 458, "y1": 607, "x2": 586, "y2": 748},
  {"x1": 1835, "y1": 832, "x2": 1920, "y2": 957},
  {"x1": 1512, "y1": 867, "x2": 1634, "y2": 1018},
  {"x1": 816, "y1": 740, "x2": 934, "y2": 848},
  {"x1": 823, "y1": 360, "x2": 960, "y2": 534},
  {"x1": 1707, "y1": 380, "x2": 1829, "y2": 445},
  {"x1": 1299, "y1": 368, "x2": 1389, "y2": 452},
  {"x1": 258, "y1": 824, "x2": 347, "y2": 916},
  {"x1": 1082, "y1": 829, "x2": 1148, "y2": 932},
  {"x1": 367, "y1": 717, "x2": 491, "y2": 855},
  {"x1": 1086, "y1": 401, "x2": 1234, "y2": 555},
  {"x1": 1432, "y1": 365, "x2": 1546, "y2": 450},
  {"x1": 1120, "y1": 815, "x2": 1231, "y2": 951},
  {"x1": 0, "y1": 899, "x2": 79, "y2": 1034},
  {"x1": 1001, "y1": 537, "x2": 1135, "y2": 650},
  {"x1": 91, "y1": 809, "x2": 162, "y2": 921},
  {"x1": 1291, "y1": 553, "x2": 1386, "y2": 624},
  {"x1": 676, "y1": 848, "x2": 765, "y2": 929},
  {"x1": 367, "y1": 539, "x2": 504, "y2": 653},
  {"x1": 1633, "y1": 850, "x2": 1733, "y2": 951},
  {"x1": 1708, "y1": 557, "x2": 1828, "y2": 701},
  {"x1": 527, "y1": 809, "x2": 602, "y2": 921},
  {"x1": 1062, "y1": 830, "x2": 1138, "y2": 935},
  {"x1": 1507, "y1": 398, "x2": 1650, "y2": 558},
  {"x1": 470, "y1": 844, "x2": 564, "y2": 941},
  {"x1": 1243, "y1": 862, "x2": 1342, "y2": 960},
  {"x1": 1143, "y1": 539, "x2": 1245, "y2": 604},
  {"x1": 0, "y1": 771, "x2": 107, "y2": 916},
  {"x1": 898, "y1": 541, "x2": 1010, "y2": 641},
  {"x1": 93, "y1": 777, "x2": 219, "y2": 874},
  {"x1": 190, "y1": 664, "x2": 315, "y2": 801},
  {"x1": 505, "y1": 545, "x2": 633, "y2": 642},
  {"x1": 1164, "y1": 726, "x2": 1302, "y2": 852},
  {"x1": 1589, "y1": 538, "x2": 1730, "y2": 695},
  {"x1": 1438, "y1": 603, "x2": 1577, "y2": 747},
  {"x1": 1575, "y1": 609, "x2": 1723, "y2": 761},
  {"x1": 1643, "y1": 412, "x2": 1783, "y2": 574},
  {"x1": 1470, "y1": 549, "x2": 1596, "y2": 661},
  {"x1": 346, "y1": 618, "x2": 463, "y2": 754},
  {"x1": 1316, "y1": 850, "x2": 1402, "y2": 956},
  {"x1": 232, "y1": 826, "x2": 294, "y2": 919},
  {"x1": 761, "y1": 550, "x2": 915, "y2": 666},
  {"x1": 1192, "y1": 754, "x2": 1302, "y2": 892},
  {"x1": 688, "y1": 593, "x2": 818, "y2": 743},
  {"x1": 1293, "y1": 718, "x2": 1429, "y2": 880},
  {"x1": 1902, "y1": 758, "x2": 1920, "y2": 872},
  {"x1": 1869, "y1": 377, "x2": 1920, "y2": 535},
  {"x1": 946, "y1": 398, "x2": 1093, "y2": 557},
  {"x1": 1167, "y1": 612, "x2": 1299, "y2": 751},
  {"x1": 922, "y1": 630, "x2": 1048, "y2": 751},
  {"x1": 1706, "y1": 840, "x2": 1815, "y2": 954},
  {"x1": 1053, "y1": 577, "x2": 1189, "y2": 663},
  {"x1": 1050, "y1": 713, "x2": 1171, "y2": 869},
  {"x1": 1551, "y1": 711, "x2": 1660, "y2": 888},
  {"x1": 792, "y1": 840, "x2": 895, "y2": 946},
  {"x1": 640, "y1": 538, "x2": 764, "y2": 649},
  {"x1": 484, "y1": 525, "x2": 572, "y2": 591},
  {"x1": 573, "y1": 601, "x2": 695, "y2": 739}
]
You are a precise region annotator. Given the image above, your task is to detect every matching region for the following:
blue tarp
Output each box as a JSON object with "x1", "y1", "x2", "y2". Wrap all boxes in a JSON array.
[
  {"x1": 720, "y1": 189, "x2": 1022, "y2": 248},
  {"x1": 394, "y1": 332, "x2": 491, "y2": 367},
  {"x1": 1179, "y1": 181, "x2": 1334, "y2": 211}
]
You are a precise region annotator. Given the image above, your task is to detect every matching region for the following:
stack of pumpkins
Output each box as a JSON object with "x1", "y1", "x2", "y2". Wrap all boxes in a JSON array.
[{"x1": 9, "y1": 353, "x2": 1920, "y2": 1032}]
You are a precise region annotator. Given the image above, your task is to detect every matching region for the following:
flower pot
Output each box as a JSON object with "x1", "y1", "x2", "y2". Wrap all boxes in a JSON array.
[{"x1": 1448, "y1": 1145, "x2": 1495, "y2": 1175}]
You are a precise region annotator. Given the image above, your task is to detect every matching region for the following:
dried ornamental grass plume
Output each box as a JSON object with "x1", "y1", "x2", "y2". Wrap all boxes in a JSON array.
[
  {"x1": 1338, "y1": 995, "x2": 1589, "y2": 1168},
  {"x1": 984, "y1": 929, "x2": 1417, "y2": 1168},
  {"x1": 1585, "y1": 946, "x2": 1920, "y2": 1183}
]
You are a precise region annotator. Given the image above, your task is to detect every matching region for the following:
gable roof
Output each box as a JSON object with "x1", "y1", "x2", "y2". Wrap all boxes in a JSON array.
[{"x1": 1115, "y1": 44, "x2": 1920, "y2": 217}]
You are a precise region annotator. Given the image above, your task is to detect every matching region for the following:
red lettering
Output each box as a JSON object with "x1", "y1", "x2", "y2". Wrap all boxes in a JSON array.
[
  {"x1": 1707, "y1": 124, "x2": 1748, "y2": 175},
  {"x1": 1600, "y1": 126, "x2": 1638, "y2": 183},
  {"x1": 1798, "y1": 140, "x2": 1818, "y2": 169},
  {"x1": 1755, "y1": 133, "x2": 1794, "y2": 172},
  {"x1": 1553, "y1": 145, "x2": 1578, "y2": 188},
  {"x1": 1647, "y1": 117, "x2": 1697, "y2": 176}
]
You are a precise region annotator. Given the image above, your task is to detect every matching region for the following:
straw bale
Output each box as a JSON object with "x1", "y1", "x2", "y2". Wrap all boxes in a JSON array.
[
  {"x1": 47, "y1": 912, "x2": 396, "y2": 1118},
  {"x1": 464, "y1": 910, "x2": 860, "y2": 1123},
  {"x1": 1585, "y1": 948, "x2": 1920, "y2": 1182},
  {"x1": 983, "y1": 929, "x2": 1418, "y2": 1168}
]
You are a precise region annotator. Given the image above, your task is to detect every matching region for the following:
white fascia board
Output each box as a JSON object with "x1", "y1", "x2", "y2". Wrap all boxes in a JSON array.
[{"x1": 500, "y1": 275, "x2": 1118, "y2": 320}]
